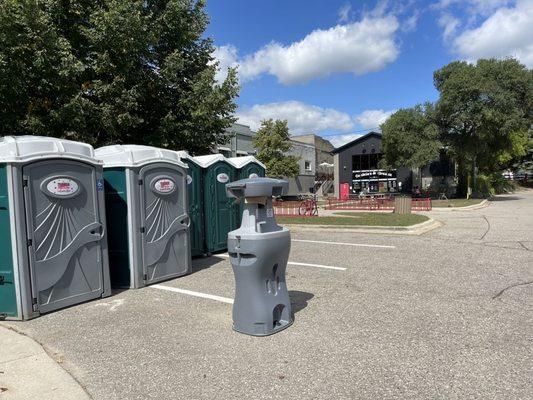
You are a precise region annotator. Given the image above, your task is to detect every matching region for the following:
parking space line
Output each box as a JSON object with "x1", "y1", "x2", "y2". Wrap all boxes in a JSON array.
[
  {"x1": 151, "y1": 284, "x2": 234, "y2": 304},
  {"x1": 292, "y1": 239, "x2": 396, "y2": 249},
  {"x1": 217, "y1": 254, "x2": 346, "y2": 271}
]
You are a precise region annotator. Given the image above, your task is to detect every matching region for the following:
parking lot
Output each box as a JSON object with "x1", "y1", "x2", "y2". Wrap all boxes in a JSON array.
[{"x1": 4, "y1": 191, "x2": 533, "y2": 400}]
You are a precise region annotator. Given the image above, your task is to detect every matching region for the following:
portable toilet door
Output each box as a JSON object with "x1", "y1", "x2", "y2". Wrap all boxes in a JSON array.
[
  {"x1": 96, "y1": 145, "x2": 191, "y2": 289},
  {"x1": 193, "y1": 154, "x2": 237, "y2": 253},
  {"x1": 0, "y1": 136, "x2": 111, "y2": 320},
  {"x1": 177, "y1": 151, "x2": 204, "y2": 257},
  {"x1": 228, "y1": 156, "x2": 266, "y2": 223}
]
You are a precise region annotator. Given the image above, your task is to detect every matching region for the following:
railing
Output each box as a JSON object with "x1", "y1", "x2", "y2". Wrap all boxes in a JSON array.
[
  {"x1": 412, "y1": 198, "x2": 432, "y2": 211},
  {"x1": 272, "y1": 200, "x2": 318, "y2": 217},
  {"x1": 325, "y1": 197, "x2": 395, "y2": 211},
  {"x1": 325, "y1": 197, "x2": 432, "y2": 211}
]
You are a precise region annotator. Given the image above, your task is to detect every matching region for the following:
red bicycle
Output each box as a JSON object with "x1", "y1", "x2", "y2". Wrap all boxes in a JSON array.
[{"x1": 298, "y1": 194, "x2": 318, "y2": 216}]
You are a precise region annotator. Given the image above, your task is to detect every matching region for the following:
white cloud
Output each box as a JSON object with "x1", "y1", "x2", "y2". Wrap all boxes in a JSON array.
[
  {"x1": 236, "y1": 101, "x2": 355, "y2": 134},
  {"x1": 328, "y1": 133, "x2": 364, "y2": 148},
  {"x1": 438, "y1": 13, "x2": 460, "y2": 40},
  {"x1": 452, "y1": 0, "x2": 533, "y2": 67},
  {"x1": 233, "y1": 16, "x2": 399, "y2": 85},
  {"x1": 433, "y1": 0, "x2": 512, "y2": 15},
  {"x1": 355, "y1": 109, "x2": 395, "y2": 129},
  {"x1": 211, "y1": 45, "x2": 239, "y2": 83},
  {"x1": 338, "y1": 3, "x2": 352, "y2": 22},
  {"x1": 402, "y1": 12, "x2": 419, "y2": 32}
]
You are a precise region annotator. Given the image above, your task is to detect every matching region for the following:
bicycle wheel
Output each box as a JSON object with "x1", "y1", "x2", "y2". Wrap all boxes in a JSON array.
[{"x1": 298, "y1": 202, "x2": 309, "y2": 215}]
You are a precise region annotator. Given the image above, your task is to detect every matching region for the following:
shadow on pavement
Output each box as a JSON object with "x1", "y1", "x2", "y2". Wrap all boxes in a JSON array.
[
  {"x1": 192, "y1": 255, "x2": 226, "y2": 273},
  {"x1": 490, "y1": 195, "x2": 523, "y2": 201},
  {"x1": 290, "y1": 290, "x2": 314, "y2": 314}
]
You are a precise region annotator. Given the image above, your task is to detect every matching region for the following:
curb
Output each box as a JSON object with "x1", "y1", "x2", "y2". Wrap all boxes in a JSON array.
[
  {"x1": 429, "y1": 199, "x2": 489, "y2": 212},
  {"x1": 282, "y1": 217, "x2": 442, "y2": 236},
  {"x1": 0, "y1": 323, "x2": 91, "y2": 400}
]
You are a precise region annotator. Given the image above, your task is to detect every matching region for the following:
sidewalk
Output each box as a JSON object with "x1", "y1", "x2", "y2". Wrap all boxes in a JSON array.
[{"x1": 0, "y1": 325, "x2": 90, "y2": 400}]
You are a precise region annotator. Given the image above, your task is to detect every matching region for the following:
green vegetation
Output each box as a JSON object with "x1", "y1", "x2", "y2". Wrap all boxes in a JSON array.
[
  {"x1": 381, "y1": 58, "x2": 533, "y2": 197},
  {"x1": 0, "y1": 0, "x2": 239, "y2": 154},
  {"x1": 277, "y1": 213, "x2": 428, "y2": 227},
  {"x1": 254, "y1": 119, "x2": 300, "y2": 178},
  {"x1": 431, "y1": 199, "x2": 484, "y2": 208},
  {"x1": 380, "y1": 104, "x2": 441, "y2": 170}
]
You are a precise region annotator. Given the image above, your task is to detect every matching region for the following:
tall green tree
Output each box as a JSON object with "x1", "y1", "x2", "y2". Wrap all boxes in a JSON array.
[
  {"x1": 253, "y1": 119, "x2": 299, "y2": 179},
  {"x1": 380, "y1": 103, "x2": 441, "y2": 171},
  {"x1": 0, "y1": 0, "x2": 239, "y2": 154},
  {"x1": 434, "y1": 58, "x2": 532, "y2": 195}
]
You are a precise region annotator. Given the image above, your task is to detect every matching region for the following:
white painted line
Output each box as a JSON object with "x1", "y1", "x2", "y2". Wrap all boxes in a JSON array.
[
  {"x1": 285, "y1": 261, "x2": 346, "y2": 271},
  {"x1": 151, "y1": 284, "x2": 234, "y2": 304},
  {"x1": 292, "y1": 239, "x2": 396, "y2": 249},
  {"x1": 217, "y1": 253, "x2": 346, "y2": 271}
]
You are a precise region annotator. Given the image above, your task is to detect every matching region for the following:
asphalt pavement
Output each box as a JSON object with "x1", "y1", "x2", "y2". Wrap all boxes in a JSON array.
[{"x1": 3, "y1": 190, "x2": 532, "y2": 400}]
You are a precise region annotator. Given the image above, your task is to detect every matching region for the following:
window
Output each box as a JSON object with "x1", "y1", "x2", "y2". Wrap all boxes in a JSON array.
[{"x1": 304, "y1": 161, "x2": 312, "y2": 171}]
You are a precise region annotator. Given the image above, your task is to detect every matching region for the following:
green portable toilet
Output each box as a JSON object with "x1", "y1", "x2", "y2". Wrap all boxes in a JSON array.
[
  {"x1": 228, "y1": 156, "x2": 266, "y2": 180},
  {"x1": 176, "y1": 151, "x2": 205, "y2": 257},
  {"x1": 0, "y1": 136, "x2": 111, "y2": 320},
  {"x1": 193, "y1": 154, "x2": 238, "y2": 253},
  {"x1": 95, "y1": 145, "x2": 191, "y2": 289},
  {"x1": 228, "y1": 156, "x2": 266, "y2": 222}
]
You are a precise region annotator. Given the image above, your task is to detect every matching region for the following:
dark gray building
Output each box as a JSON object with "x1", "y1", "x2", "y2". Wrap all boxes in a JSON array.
[
  {"x1": 217, "y1": 123, "x2": 257, "y2": 157},
  {"x1": 332, "y1": 132, "x2": 412, "y2": 198}
]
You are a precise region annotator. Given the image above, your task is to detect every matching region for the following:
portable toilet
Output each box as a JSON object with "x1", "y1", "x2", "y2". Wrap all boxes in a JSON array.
[
  {"x1": 176, "y1": 151, "x2": 205, "y2": 257},
  {"x1": 228, "y1": 156, "x2": 266, "y2": 180},
  {"x1": 95, "y1": 145, "x2": 191, "y2": 288},
  {"x1": 193, "y1": 154, "x2": 238, "y2": 253},
  {"x1": 228, "y1": 156, "x2": 266, "y2": 222},
  {"x1": 0, "y1": 136, "x2": 111, "y2": 320}
]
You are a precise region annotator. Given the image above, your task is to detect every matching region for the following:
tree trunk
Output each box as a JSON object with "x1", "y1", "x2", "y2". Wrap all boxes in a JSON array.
[{"x1": 456, "y1": 157, "x2": 468, "y2": 198}]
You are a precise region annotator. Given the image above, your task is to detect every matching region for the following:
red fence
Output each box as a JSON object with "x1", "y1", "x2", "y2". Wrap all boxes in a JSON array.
[
  {"x1": 411, "y1": 198, "x2": 432, "y2": 211},
  {"x1": 325, "y1": 197, "x2": 432, "y2": 211},
  {"x1": 272, "y1": 200, "x2": 318, "y2": 217},
  {"x1": 325, "y1": 197, "x2": 394, "y2": 211}
]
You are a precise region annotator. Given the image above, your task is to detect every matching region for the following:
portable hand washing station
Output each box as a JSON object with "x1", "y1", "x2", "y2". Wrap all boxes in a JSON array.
[{"x1": 226, "y1": 177, "x2": 293, "y2": 336}]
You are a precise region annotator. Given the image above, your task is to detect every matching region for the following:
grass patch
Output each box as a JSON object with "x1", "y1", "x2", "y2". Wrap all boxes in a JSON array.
[
  {"x1": 431, "y1": 198, "x2": 484, "y2": 208},
  {"x1": 277, "y1": 212, "x2": 429, "y2": 227}
]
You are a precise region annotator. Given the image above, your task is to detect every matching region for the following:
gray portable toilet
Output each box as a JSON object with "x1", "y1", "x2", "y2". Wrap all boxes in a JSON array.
[
  {"x1": 0, "y1": 136, "x2": 111, "y2": 320},
  {"x1": 95, "y1": 145, "x2": 191, "y2": 288}
]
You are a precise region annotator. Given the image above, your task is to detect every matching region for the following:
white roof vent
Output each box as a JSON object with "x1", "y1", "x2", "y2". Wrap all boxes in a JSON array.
[
  {"x1": 0, "y1": 136, "x2": 99, "y2": 164},
  {"x1": 227, "y1": 156, "x2": 266, "y2": 169},
  {"x1": 95, "y1": 145, "x2": 187, "y2": 168},
  {"x1": 192, "y1": 154, "x2": 229, "y2": 168}
]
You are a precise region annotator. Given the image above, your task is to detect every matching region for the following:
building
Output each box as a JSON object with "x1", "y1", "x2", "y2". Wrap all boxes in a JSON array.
[
  {"x1": 292, "y1": 134, "x2": 335, "y2": 196},
  {"x1": 284, "y1": 139, "x2": 316, "y2": 197},
  {"x1": 216, "y1": 124, "x2": 339, "y2": 197},
  {"x1": 332, "y1": 132, "x2": 411, "y2": 198},
  {"x1": 217, "y1": 123, "x2": 257, "y2": 157},
  {"x1": 291, "y1": 134, "x2": 334, "y2": 169},
  {"x1": 332, "y1": 132, "x2": 456, "y2": 198}
]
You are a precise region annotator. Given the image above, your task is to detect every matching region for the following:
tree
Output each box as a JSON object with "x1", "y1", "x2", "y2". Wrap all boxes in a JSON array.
[
  {"x1": 0, "y1": 0, "x2": 239, "y2": 154},
  {"x1": 434, "y1": 58, "x2": 532, "y2": 195},
  {"x1": 380, "y1": 104, "x2": 441, "y2": 171},
  {"x1": 253, "y1": 119, "x2": 299, "y2": 179}
]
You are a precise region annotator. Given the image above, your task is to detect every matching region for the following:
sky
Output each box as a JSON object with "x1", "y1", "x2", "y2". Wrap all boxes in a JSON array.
[{"x1": 206, "y1": 0, "x2": 533, "y2": 147}]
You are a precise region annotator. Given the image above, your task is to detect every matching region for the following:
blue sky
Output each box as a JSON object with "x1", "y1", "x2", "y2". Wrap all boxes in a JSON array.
[{"x1": 206, "y1": 0, "x2": 533, "y2": 147}]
